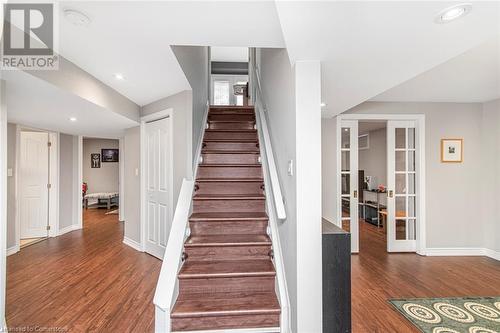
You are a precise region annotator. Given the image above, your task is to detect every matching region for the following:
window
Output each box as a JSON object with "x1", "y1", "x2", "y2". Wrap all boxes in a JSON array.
[
  {"x1": 213, "y1": 81, "x2": 230, "y2": 105},
  {"x1": 359, "y1": 134, "x2": 370, "y2": 150}
]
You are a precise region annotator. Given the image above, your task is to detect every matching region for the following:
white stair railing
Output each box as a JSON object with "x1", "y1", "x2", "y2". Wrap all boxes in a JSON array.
[{"x1": 250, "y1": 54, "x2": 291, "y2": 333}]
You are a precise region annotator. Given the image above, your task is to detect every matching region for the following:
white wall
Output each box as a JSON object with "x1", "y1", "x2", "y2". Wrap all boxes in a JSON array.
[
  {"x1": 171, "y1": 45, "x2": 209, "y2": 160},
  {"x1": 123, "y1": 126, "x2": 141, "y2": 244},
  {"x1": 294, "y1": 60, "x2": 322, "y2": 332},
  {"x1": 259, "y1": 48, "x2": 322, "y2": 332},
  {"x1": 6, "y1": 124, "x2": 16, "y2": 249},
  {"x1": 481, "y1": 99, "x2": 500, "y2": 253},
  {"x1": 59, "y1": 134, "x2": 78, "y2": 230},
  {"x1": 359, "y1": 127, "x2": 387, "y2": 187},
  {"x1": 82, "y1": 138, "x2": 119, "y2": 193},
  {"x1": 259, "y1": 48, "x2": 298, "y2": 331},
  {"x1": 322, "y1": 117, "x2": 337, "y2": 223}
]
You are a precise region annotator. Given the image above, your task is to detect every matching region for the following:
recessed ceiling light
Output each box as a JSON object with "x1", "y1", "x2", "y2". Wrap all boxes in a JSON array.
[
  {"x1": 69, "y1": 117, "x2": 77, "y2": 122},
  {"x1": 114, "y1": 73, "x2": 125, "y2": 80},
  {"x1": 63, "y1": 8, "x2": 91, "y2": 27},
  {"x1": 320, "y1": 102, "x2": 327, "y2": 107},
  {"x1": 435, "y1": 3, "x2": 472, "y2": 24}
]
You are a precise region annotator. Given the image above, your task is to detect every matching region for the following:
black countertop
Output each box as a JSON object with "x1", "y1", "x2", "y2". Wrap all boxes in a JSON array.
[{"x1": 322, "y1": 219, "x2": 349, "y2": 235}]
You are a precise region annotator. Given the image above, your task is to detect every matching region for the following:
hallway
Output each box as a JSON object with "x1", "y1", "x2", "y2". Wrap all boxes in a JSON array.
[
  {"x1": 352, "y1": 221, "x2": 500, "y2": 332},
  {"x1": 6, "y1": 210, "x2": 161, "y2": 332}
]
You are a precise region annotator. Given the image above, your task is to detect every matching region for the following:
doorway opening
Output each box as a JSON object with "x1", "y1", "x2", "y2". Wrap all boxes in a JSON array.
[
  {"x1": 82, "y1": 137, "x2": 121, "y2": 228},
  {"x1": 210, "y1": 47, "x2": 249, "y2": 106},
  {"x1": 336, "y1": 114, "x2": 426, "y2": 255}
]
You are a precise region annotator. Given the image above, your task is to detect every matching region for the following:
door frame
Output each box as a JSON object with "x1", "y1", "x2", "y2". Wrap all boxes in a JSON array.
[
  {"x1": 15, "y1": 125, "x2": 60, "y2": 251},
  {"x1": 140, "y1": 108, "x2": 174, "y2": 253},
  {"x1": 335, "y1": 113, "x2": 426, "y2": 255}
]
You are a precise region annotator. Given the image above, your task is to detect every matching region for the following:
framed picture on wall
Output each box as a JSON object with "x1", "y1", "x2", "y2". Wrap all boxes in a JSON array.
[
  {"x1": 441, "y1": 139, "x2": 463, "y2": 163},
  {"x1": 101, "y1": 149, "x2": 119, "y2": 162},
  {"x1": 91, "y1": 153, "x2": 101, "y2": 168}
]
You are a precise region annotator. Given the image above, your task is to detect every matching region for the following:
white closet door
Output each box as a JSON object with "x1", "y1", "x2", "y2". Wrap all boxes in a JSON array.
[
  {"x1": 339, "y1": 120, "x2": 359, "y2": 253},
  {"x1": 387, "y1": 121, "x2": 417, "y2": 252},
  {"x1": 145, "y1": 117, "x2": 171, "y2": 259},
  {"x1": 20, "y1": 132, "x2": 49, "y2": 238}
]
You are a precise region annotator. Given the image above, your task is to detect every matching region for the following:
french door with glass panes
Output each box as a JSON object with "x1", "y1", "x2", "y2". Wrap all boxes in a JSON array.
[
  {"x1": 339, "y1": 120, "x2": 359, "y2": 253},
  {"x1": 387, "y1": 121, "x2": 417, "y2": 252}
]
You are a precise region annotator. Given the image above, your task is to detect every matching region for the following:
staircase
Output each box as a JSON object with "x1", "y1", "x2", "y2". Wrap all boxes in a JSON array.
[{"x1": 170, "y1": 106, "x2": 281, "y2": 332}]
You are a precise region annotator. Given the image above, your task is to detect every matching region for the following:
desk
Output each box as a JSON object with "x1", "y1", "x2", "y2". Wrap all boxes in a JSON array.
[
  {"x1": 363, "y1": 190, "x2": 386, "y2": 227},
  {"x1": 378, "y1": 209, "x2": 406, "y2": 234}
]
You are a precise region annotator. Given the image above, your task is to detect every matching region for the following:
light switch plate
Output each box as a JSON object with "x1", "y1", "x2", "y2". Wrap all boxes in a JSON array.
[
  {"x1": 135, "y1": 168, "x2": 139, "y2": 176},
  {"x1": 7, "y1": 168, "x2": 13, "y2": 177},
  {"x1": 287, "y1": 160, "x2": 294, "y2": 176}
]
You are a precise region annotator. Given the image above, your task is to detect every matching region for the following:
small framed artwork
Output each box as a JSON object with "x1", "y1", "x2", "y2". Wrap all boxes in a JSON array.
[
  {"x1": 441, "y1": 139, "x2": 463, "y2": 163},
  {"x1": 91, "y1": 153, "x2": 101, "y2": 168},
  {"x1": 101, "y1": 149, "x2": 119, "y2": 162}
]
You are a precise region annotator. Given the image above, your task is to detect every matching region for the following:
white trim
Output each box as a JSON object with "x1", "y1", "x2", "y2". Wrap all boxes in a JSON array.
[
  {"x1": 58, "y1": 224, "x2": 80, "y2": 236},
  {"x1": 426, "y1": 247, "x2": 500, "y2": 261},
  {"x1": 1, "y1": 80, "x2": 7, "y2": 327},
  {"x1": 6, "y1": 245, "x2": 19, "y2": 257},
  {"x1": 484, "y1": 248, "x2": 500, "y2": 261},
  {"x1": 173, "y1": 328, "x2": 280, "y2": 333},
  {"x1": 140, "y1": 108, "x2": 174, "y2": 254},
  {"x1": 76, "y1": 136, "x2": 83, "y2": 229},
  {"x1": 123, "y1": 236, "x2": 143, "y2": 252},
  {"x1": 49, "y1": 132, "x2": 59, "y2": 237},
  {"x1": 119, "y1": 137, "x2": 125, "y2": 222},
  {"x1": 336, "y1": 113, "x2": 426, "y2": 254},
  {"x1": 15, "y1": 126, "x2": 60, "y2": 243}
]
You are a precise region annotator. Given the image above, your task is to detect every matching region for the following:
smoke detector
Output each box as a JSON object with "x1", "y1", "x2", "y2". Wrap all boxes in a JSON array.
[{"x1": 64, "y1": 8, "x2": 91, "y2": 27}]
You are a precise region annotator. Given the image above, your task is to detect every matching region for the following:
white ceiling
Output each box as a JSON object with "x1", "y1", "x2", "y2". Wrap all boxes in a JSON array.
[
  {"x1": 211, "y1": 47, "x2": 249, "y2": 62},
  {"x1": 275, "y1": 1, "x2": 500, "y2": 117},
  {"x1": 372, "y1": 36, "x2": 500, "y2": 103},
  {"x1": 3, "y1": 70, "x2": 138, "y2": 138},
  {"x1": 59, "y1": 1, "x2": 285, "y2": 106}
]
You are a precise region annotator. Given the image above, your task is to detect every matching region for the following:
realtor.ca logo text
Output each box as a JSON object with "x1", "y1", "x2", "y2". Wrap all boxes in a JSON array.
[{"x1": 1, "y1": 2, "x2": 59, "y2": 70}]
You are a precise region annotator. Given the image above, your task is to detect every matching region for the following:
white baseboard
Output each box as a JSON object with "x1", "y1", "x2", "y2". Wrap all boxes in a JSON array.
[
  {"x1": 123, "y1": 237, "x2": 143, "y2": 252},
  {"x1": 58, "y1": 224, "x2": 81, "y2": 236},
  {"x1": 483, "y1": 248, "x2": 500, "y2": 261},
  {"x1": 6, "y1": 245, "x2": 19, "y2": 256},
  {"x1": 426, "y1": 247, "x2": 499, "y2": 261}
]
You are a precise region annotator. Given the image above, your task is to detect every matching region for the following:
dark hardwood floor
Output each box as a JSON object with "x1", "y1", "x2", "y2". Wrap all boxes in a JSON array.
[
  {"x1": 6, "y1": 209, "x2": 161, "y2": 333},
  {"x1": 352, "y1": 219, "x2": 500, "y2": 332}
]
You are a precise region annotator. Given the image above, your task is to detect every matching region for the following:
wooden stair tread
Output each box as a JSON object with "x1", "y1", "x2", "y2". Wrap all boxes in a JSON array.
[
  {"x1": 179, "y1": 260, "x2": 275, "y2": 279},
  {"x1": 171, "y1": 291, "x2": 280, "y2": 318},
  {"x1": 193, "y1": 194, "x2": 265, "y2": 200},
  {"x1": 202, "y1": 149, "x2": 260, "y2": 154},
  {"x1": 190, "y1": 212, "x2": 268, "y2": 221},
  {"x1": 185, "y1": 234, "x2": 271, "y2": 247},
  {"x1": 198, "y1": 164, "x2": 261, "y2": 168},
  {"x1": 204, "y1": 138, "x2": 258, "y2": 142},
  {"x1": 195, "y1": 178, "x2": 263, "y2": 183},
  {"x1": 205, "y1": 129, "x2": 257, "y2": 133}
]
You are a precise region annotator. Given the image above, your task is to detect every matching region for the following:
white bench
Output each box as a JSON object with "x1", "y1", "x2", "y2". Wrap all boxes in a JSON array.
[{"x1": 84, "y1": 192, "x2": 119, "y2": 210}]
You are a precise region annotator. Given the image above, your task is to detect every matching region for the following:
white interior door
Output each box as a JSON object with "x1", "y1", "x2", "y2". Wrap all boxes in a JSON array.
[
  {"x1": 145, "y1": 117, "x2": 171, "y2": 259},
  {"x1": 339, "y1": 120, "x2": 359, "y2": 252},
  {"x1": 20, "y1": 131, "x2": 49, "y2": 239},
  {"x1": 387, "y1": 121, "x2": 417, "y2": 252}
]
